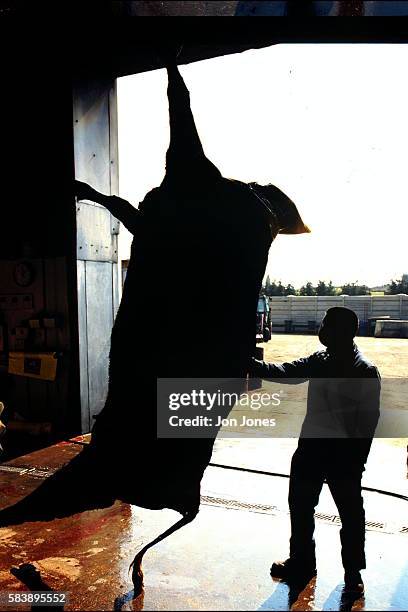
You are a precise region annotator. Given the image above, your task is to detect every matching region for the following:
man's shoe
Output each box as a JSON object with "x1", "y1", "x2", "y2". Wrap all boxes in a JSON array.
[
  {"x1": 270, "y1": 558, "x2": 317, "y2": 585},
  {"x1": 344, "y1": 570, "x2": 364, "y2": 596}
]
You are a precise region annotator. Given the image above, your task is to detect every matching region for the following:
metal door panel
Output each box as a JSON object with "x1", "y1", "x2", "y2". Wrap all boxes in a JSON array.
[
  {"x1": 73, "y1": 81, "x2": 111, "y2": 196},
  {"x1": 76, "y1": 202, "x2": 114, "y2": 261},
  {"x1": 77, "y1": 260, "x2": 90, "y2": 432},
  {"x1": 74, "y1": 78, "x2": 119, "y2": 432},
  {"x1": 85, "y1": 261, "x2": 113, "y2": 422}
]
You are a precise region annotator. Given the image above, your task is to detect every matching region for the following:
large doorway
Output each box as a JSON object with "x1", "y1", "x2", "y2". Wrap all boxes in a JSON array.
[{"x1": 115, "y1": 43, "x2": 408, "y2": 516}]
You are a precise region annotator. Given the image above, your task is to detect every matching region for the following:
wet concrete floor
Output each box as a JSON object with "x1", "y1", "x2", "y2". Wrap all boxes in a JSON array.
[{"x1": 0, "y1": 438, "x2": 407, "y2": 611}]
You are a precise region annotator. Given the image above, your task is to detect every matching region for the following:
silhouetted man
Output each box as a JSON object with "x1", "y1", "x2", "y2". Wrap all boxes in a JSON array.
[{"x1": 250, "y1": 307, "x2": 381, "y2": 595}]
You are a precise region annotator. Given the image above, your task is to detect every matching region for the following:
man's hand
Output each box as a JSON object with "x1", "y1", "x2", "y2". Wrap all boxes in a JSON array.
[
  {"x1": 75, "y1": 180, "x2": 97, "y2": 202},
  {"x1": 248, "y1": 357, "x2": 265, "y2": 377}
]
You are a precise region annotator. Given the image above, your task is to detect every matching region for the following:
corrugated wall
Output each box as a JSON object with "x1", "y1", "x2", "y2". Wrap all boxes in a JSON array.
[{"x1": 269, "y1": 295, "x2": 408, "y2": 331}]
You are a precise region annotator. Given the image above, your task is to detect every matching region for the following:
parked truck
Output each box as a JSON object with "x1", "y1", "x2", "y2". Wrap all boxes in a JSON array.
[{"x1": 256, "y1": 295, "x2": 272, "y2": 343}]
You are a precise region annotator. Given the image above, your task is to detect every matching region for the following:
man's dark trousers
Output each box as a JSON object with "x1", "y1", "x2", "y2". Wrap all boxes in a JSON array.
[{"x1": 288, "y1": 440, "x2": 366, "y2": 572}]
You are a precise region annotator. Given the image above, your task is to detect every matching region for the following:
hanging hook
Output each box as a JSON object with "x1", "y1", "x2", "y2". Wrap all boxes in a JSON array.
[
  {"x1": 175, "y1": 44, "x2": 184, "y2": 61},
  {"x1": 155, "y1": 43, "x2": 185, "y2": 69}
]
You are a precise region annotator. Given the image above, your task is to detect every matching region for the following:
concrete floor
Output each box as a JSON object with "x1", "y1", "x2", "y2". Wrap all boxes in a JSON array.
[
  {"x1": 0, "y1": 439, "x2": 407, "y2": 611},
  {"x1": 260, "y1": 334, "x2": 408, "y2": 379}
]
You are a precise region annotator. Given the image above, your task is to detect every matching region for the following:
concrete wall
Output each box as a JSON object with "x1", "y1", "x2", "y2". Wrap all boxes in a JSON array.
[{"x1": 269, "y1": 295, "x2": 408, "y2": 332}]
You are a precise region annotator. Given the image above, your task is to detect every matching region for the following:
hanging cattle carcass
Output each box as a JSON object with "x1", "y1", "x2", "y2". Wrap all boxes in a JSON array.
[{"x1": 0, "y1": 59, "x2": 309, "y2": 592}]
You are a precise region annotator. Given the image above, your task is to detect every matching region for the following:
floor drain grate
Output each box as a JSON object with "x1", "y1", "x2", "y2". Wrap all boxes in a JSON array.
[
  {"x1": 0, "y1": 465, "x2": 31, "y2": 475},
  {"x1": 201, "y1": 495, "x2": 278, "y2": 514},
  {"x1": 315, "y1": 512, "x2": 341, "y2": 524},
  {"x1": 201, "y1": 495, "x2": 404, "y2": 534},
  {"x1": 0, "y1": 464, "x2": 56, "y2": 479},
  {"x1": 366, "y1": 520, "x2": 385, "y2": 530}
]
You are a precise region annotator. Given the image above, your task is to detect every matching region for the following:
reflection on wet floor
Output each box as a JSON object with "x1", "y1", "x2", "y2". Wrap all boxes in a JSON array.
[{"x1": 0, "y1": 440, "x2": 407, "y2": 610}]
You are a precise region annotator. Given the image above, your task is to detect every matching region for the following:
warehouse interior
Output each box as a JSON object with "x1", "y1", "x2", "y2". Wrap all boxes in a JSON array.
[
  {"x1": 1, "y1": 11, "x2": 408, "y2": 611},
  {"x1": 1, "y1": 10, "x2": 406, "y2": 457}
]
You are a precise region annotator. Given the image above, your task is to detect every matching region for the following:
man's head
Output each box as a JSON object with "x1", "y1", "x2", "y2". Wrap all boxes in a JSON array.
[{"x1": 318, "y1": 307, "x2": 359, "y2": 349}]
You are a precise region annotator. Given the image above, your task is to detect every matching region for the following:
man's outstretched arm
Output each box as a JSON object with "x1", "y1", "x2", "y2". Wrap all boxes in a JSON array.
[
  {"x1": 75, "y1": 180, "x2": 140, "y2": 235},
  {"x1": 249, "y1": 354, "x2": 317, "y2": 383}
]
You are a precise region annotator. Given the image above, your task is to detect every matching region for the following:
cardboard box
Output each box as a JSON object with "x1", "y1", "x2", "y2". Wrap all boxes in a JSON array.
[{"x1": 8, "y1": 351, "x2": 58, "y2": 381}]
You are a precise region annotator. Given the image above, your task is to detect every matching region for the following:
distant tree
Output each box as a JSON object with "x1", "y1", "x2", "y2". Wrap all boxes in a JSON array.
[
  {"x1": 264, "y1": 275, "x2": 272, "y2": 296},
  {"x1": 299, "y1": 282, "x2": 316, "y2": 296},
  {"x1": 316, "y1": 280, "x2": 336, "y2": 296},
  {"x1": 262, "y1": 279, "x2": 298, "y2": 296},
  {"x1": 262, "y1": 277, "x2": 403, "y2": 298},
  {"x1": 271, "y1": 281, "x2": 285, "y2": 296},
  {"x1": 263, "y1": 279, "x2": 358, "y2": 297},
  {"x1": 341, "y1": 282, "x2": 370, "y2": 296},
  {"x1": 387, "y1": 277, "x2": 408, "y2": 295}
]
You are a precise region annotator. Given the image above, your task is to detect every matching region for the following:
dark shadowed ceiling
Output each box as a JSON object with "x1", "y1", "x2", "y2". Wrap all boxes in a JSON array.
[{"x1": 1, "y1": 4, "x2": 408, "y2": 82}]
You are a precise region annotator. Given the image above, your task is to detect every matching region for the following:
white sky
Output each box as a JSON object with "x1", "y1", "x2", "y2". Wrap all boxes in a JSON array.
[{"x1": 118, "y1": 44, "x2": 408, "y2": 288}]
